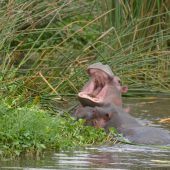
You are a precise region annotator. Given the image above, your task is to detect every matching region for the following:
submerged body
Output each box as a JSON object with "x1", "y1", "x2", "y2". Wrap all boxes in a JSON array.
[
  {"x1": 74, "y1": 62, "x2": 170, "y2": 145},
  {"x1": 82, "y1": 106, "x2": 170, "y2": 145}
]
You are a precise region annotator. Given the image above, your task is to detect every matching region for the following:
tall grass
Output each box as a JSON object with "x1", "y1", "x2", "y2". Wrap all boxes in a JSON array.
[
  {"x1": 0, "y1": 0, "x2": 169, "y2": 108},
  {"x1": 99, "y1": 0, "x2": 170, "y2": 95}
]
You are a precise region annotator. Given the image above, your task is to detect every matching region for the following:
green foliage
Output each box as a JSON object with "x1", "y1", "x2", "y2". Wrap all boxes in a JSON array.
[
  {"x1": 0, "y1": 0, "x2": 169, "y2": 158},
  {"x1": 0, "y1": 0, "x2": 169, "y2": 108},
  {"x1": 0, "y1": 100, "x2": 114, "y2": 158},
  {"x1": 95, "y1": 0, "x2": 170, "y2": 95}
]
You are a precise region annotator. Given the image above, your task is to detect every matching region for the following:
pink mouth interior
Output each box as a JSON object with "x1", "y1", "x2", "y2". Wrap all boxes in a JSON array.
[
  {"x1": 78, "y1": 92, "x2": 104, "y2": 107},
  {"x1": 78, "y1": 78, "x2": 107, "y2": 106},
  {"x1": 78, "y1": 92, "x2": 102, "y2": 102}
]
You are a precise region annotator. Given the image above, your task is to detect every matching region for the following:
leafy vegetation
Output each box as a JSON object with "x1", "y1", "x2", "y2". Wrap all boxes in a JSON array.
[
  {"x1": 0, "y1": 99, "x2": 115, "y2": 158},
  {"x1": 0, "y1": 0, "x2": 169, "y2": 158}
]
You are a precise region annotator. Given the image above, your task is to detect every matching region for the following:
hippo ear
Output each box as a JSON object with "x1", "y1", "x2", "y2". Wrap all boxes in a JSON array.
[{"x1": 121, "y1": 85, "x2": 128, "y2": 94}]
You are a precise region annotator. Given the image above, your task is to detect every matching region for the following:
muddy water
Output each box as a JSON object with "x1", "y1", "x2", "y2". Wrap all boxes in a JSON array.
[{"x1": 1, "y1": 98, "x2": 170, "y2": 170}]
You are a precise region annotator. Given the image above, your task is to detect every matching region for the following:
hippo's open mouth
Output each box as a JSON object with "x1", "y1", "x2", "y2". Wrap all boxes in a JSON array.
[
  {"x1": 78, "y1": 92, "x2": 102, "y2": 106},
  {"x1": 78, "y1": 78, "x2": 106, "y2": 107}
]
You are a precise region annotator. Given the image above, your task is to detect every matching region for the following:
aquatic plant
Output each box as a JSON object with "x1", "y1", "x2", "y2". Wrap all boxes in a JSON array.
[
  {"x1": 0, "y1": 99, "x2": 114, "y2": 158},
  {"x1": 0, "y1": 0, "x2": 169, "y2": 108}
]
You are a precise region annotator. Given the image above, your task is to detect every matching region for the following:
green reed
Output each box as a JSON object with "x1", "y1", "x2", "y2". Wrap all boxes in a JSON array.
[{"x1": 0, "y1": 0, "x2": 169, "y2": 107}]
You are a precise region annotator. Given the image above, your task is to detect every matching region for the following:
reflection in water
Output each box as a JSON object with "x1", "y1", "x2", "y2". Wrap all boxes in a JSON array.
[
  {"x1": 1, "y1": 145, "x2": 170, "y2": 170},
  {"x1": 1, "y1": 98, "x2": 170, "y2": 170},
  {"x1": 52, "y1": 145, "x2": 170, "y2": 169}
]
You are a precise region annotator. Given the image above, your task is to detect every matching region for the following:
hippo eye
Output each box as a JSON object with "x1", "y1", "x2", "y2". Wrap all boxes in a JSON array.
[
  {"x1": 114, "y1": 77, "x2": 122, "y2": 85},
  {"x1": 118, "y1": 79, "x2": 122, "y2": 85},
  {"x1": 104, "y1": 112, "x2": 112, "y2": 120}
]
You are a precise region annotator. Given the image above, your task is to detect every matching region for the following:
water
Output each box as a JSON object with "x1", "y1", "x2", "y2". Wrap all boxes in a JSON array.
[{"x1": 1, "y1": 98, "x2": 170, "y2": 170}]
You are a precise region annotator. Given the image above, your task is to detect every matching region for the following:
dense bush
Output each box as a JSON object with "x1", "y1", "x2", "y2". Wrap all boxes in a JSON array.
[{"x1": 0, "y1": 99, "x2": 114, "y2": 158}]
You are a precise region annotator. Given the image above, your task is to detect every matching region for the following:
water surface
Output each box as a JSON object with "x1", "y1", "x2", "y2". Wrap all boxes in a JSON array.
[{"x1": 1, "y1": 98, "x2": 170, "y2": 170}]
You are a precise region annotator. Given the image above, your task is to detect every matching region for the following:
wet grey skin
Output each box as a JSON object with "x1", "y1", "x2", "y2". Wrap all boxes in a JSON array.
[
  {"x1": 94, "y1": 106, "x2": 170, "y2": 145},
  {"x1": 87, "y1": 62, "x2": 114, "y2": 78}
]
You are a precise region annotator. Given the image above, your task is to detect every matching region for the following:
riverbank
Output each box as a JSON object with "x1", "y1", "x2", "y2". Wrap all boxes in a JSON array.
[
  {"x1": 0, "y1": 99, "x2": 115, "y2": 158},
  {"x1": 0, "y1": 0, "x2": 169, "y2": 159}
]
